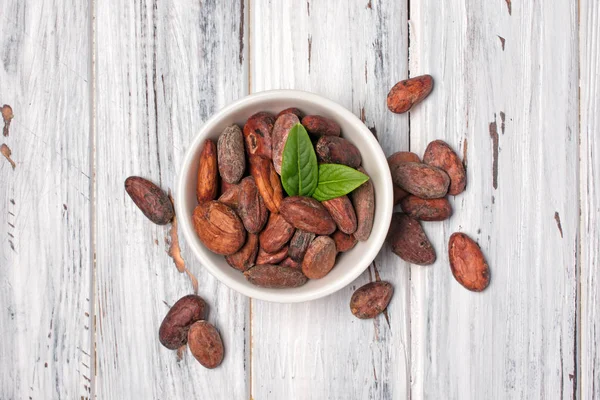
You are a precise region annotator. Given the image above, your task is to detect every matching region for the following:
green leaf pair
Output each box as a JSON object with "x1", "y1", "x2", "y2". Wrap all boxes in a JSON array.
[{"x1": 281, "y1": 123, "x2": 369, "y2": 201}]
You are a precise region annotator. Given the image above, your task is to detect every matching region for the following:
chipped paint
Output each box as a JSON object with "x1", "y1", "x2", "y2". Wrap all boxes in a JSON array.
[
  {"x1": 167, "y1": 215, "x2": 186, "y2": 273},
  {"x1": 554, "y1": 212, "x2": 564, "y2": 238},
  {"x1": 1, "y1": 143, "x2": 16, "y2": 169},
  {"x1": 498, "y1": 36, "x2": 506, "y2": 51},
  {"x1": 308, "y1": 35, "x2": 313, "y2": 74},
  {"x1": 238, "y1": 0, "x2": 245, "y2": 65},
  {"x1": 505, "y1": 0, "x2": 512, "y2": 15},
  {"x1": 500, "y1": 111, "x2": 506, "y2": 134},
  {"x1": 2, "y1": 105, "x2": 13, "y2": 137},
  {"x1": 489, "y1": 119, "x2": 499, "y2": 189}
]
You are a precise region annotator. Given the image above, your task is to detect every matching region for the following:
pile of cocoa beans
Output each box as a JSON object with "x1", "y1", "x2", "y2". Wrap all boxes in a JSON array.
[
  {"x1": 349, "y1": 75, "x2": 490, "y2": 319},
  {"x1": 192, "y1": 109, "x2": 375, "y2": 288},
  {"x1": 384, "y1": 75, "x2": 490, "y2": 292}
]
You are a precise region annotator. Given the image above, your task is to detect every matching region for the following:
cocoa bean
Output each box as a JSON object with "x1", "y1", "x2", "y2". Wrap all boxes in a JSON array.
[
  {"x1": 423, "y1": 140, "x2": 467, "y2": 195},
  {"x1": 316, "y1": 136, "x2": 362, "y2": 168},
  {"x1": 301, "y1": 115, "x2": 341, "y2": 137},
  {"x1": 238, "y1": 176, "x2": 269, "y2": 233},
  {"x1": 249, "y1": 155, "x2": 283, "y2": 213},
  {"x1": 302, "y1": 236, "x2": 337, "y2": 279},
  {"x1": 192, "y1": 201, "x2": 246, "y2": 255},
  {"x1": 400, "y1": 195, "x2": 452, "y2": 221},
  {"x1": 351, "y1": 168, "x2": 375, "y2": 241},
  {"x1": 322, "y1": 195, "x2": 357, "y2": 234},
  {"x1": 386, "y1": 213, "x2": 435, "y2": 265},
  {"x1": 125, "y1": 176, "x2": 174, "y2": 225},
  {"x1": 225, "y1": 233, "x2": 259, "y2": 271},
  {"x1": 448, "y1": 232, "x2": 490, "y2": 292},
  {"x1": 387, "y1": 75, "x2": 434, "y2": 114},
  {"x1": 187, "y1": 321, "x2": 224, "y2": 369},
  {"x1": 196, "y1": 139, "x2": 219, "y2": 203},
  {"x1": 350, "y1": 282, "x2": 394, "y2": 319},
  {"x1": 280, "y1": 196, "x2": 336, "y2": 235},
  {"x1": 243, "y1": 111, "x2": 274, "y2": 159},
  {"x1": 288, "y1": 229, "x2": 316, "y2": 262},
  {"x1": 259, "y1": 213, "x2": 295, "y2": 253},
  {"x1": 390, "y1": 161, "x2": 450, "y2": 199},
  {"x1": 244, "y1": 264, "x2": 308, "y2": 288},
  {"x1": 217, "y1": 124, "x2": 246, "y2": 184}
]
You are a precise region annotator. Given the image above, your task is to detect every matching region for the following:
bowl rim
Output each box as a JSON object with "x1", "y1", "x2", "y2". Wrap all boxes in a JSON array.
[{"x1": 176, "y1": 89, "x2": 393, "y2": 303}]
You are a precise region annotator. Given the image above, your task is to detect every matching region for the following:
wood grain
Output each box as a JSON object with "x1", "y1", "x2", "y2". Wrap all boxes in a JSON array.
[
  {"x1": 0, "y1": 1, "x2": 92, "y2": 398},
  {"x1": 581, "y1": 0, "x2": 600, "y2": 398},
  {"x1": 94, "y1": 0, "x2": 249, "y2": 398},
  {"x1": 250, "y1": 1, "x2": 410, "y2": 398},
  {"x1": 409, "y1": 1, "x2": 579, "y2": 398}
]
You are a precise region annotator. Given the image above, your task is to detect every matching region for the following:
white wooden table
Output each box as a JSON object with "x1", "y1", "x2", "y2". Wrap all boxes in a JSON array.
[{"x1": 1, "y1": 0, "x2": 597, "y2": 399}]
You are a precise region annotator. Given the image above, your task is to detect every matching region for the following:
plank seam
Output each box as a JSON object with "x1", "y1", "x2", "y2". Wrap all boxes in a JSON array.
[{"x1": 89, "y1": 0, "x2": 97, "y2": 398}]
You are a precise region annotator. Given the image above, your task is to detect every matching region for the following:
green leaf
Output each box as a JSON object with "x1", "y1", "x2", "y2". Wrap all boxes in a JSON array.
[
  {"x1": 281, "y1": 123, "x2": 319, "y2": 197},
  {"x1": 312, "y1": 164, "x2": 369, "y2": 201}
]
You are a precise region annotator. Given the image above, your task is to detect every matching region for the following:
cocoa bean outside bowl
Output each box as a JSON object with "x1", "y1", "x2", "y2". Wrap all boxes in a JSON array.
[{"x1": 176, "y1": 90, "x2": 393, "y2": 303}]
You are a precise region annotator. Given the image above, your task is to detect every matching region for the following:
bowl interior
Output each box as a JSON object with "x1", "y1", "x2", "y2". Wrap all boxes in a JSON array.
[{"x1": 177, "y1": 90, "x2": 393, "y2": 303}]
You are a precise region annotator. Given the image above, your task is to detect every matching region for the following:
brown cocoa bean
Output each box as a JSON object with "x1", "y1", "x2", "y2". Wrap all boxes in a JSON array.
[
  {"x1": 256, "y1": 245, "x2": 289, "y2": 265},
  {"x1": 302, "y1": 236, "x2": 337, "y2": 279},
  {"x1": 243, "y1": 111, "x2": 274, "y2": 159},
  {"x1": 315, "y1": 136, "x2": 362, "y2": 168},
  {"x1": 423, "y1": 140, "x2": 467, "y2": 195},
  {"x1": 272, "y1": 113, "x2": 300, "y2": 174},
  {"x1": 351, "y1": 168, "x2": 375, "y2": 241},
  {"x1": 280, "y1": 196, "x2": 336, "y2": 235},
  {"x1": 350, "y1": 282, "x2": 394, "y2": 319},
  {"x1": 237, "y1": 176, "x2": 269, "y2": 233},
  {"x1": 217, "y1": 124, "x2": 246, "y2": 184},
  {"x1": 125, "y1": 176, "x2": 174, "y2": 225},
  {"x1": 259, "y1": 213, "x2": 295, "y2": 253},
  {"x1": 288, "y1": 229, "x2": 316, "y2": 262},
  {"x1": 279, "y1": 257, "x2": 300, "y2": 269},
  {"x1": 448, "y1": 232, "x2": 490, "y2": 292},
  {"x1": 390, "y1": 161, "x2": 450, "y2": 199},
  {"x1": 400, "y1": 195, "x2": 452, "y2": 221},
  {"x1": 192, "y1": 201, "x2": 246, "y2": 255},
  {"x1": 276, "y1": 107, "x2": 304, "y2": 119},
  {"x1": 218, "y1": 184, "x2": 240, "y2": 209},
  {"x1": 244, "y1": 264, "x2": 308, "y2": 288},
  {"x1": 387, "y1": 213, "x2": 435, "y2": 265},
  {"x1": 158, "y1": 295, "x2": 207, "y2": 349},
  {"x1": 387, "y1": 75, "x2": 434, "y2": 114},
  {"x1": 322, "y1": 195, "x2": 357, "y2": 234},
  {"x1": 225, "y1": 233, "x2": 259, "y2": 271},
  {"x1": 301, "y1": 115, "x2": 341, "y2": 137},
  {"x1": 249, "y1": 155, "x2": 283, "y2": 213},
  {"x1": 196, "y1": 139, "x2": 219, "y2": 203},
  {"x1": 387, "y1": 151, "x2": 421, "y2": 166},
  {"x1": 187, "y1": 321, "x2": 224, "y2": 369},
  {"x1": 332, "y1": 230, "x2": 357, "y2": 252}
]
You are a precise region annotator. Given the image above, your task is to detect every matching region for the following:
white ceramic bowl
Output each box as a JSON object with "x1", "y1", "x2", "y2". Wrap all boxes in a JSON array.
[{"x1": 176, "y1": 90, "x2": 393, "y2": 303}]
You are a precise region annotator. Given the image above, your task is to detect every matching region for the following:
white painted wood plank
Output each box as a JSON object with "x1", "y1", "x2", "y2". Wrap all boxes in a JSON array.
[
  {"x1": 0, "y1": 1, "x2": 92, "y2": 398},
  {"x1": 250, "y1": 1, "x2": 410, "y2": 399},
  {"x1": 580, "y1": 0, "x2": 600, "y2": 398},
  {"x1": 94, "y1": 1, "x2": 249, "y2": 398},
  {"x1": 409, "y1": 2, "x2": 579, "y2": 398}
]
